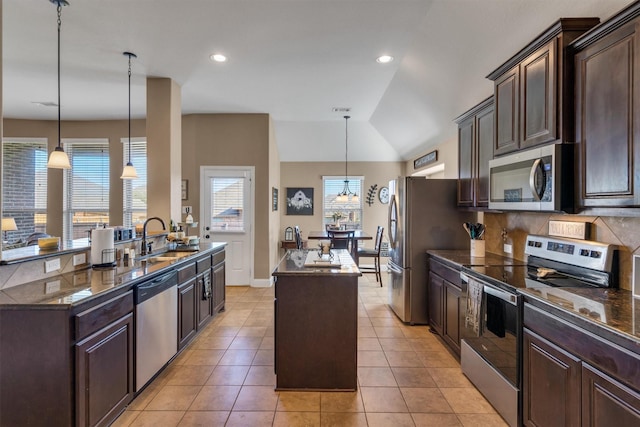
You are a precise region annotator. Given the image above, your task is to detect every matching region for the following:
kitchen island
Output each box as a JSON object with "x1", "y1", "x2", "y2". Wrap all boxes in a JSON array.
[
  {"x1": 272, "y1": 249, "x2": 361, "y2": 391},
  {"x1": 0, "y1": 243, "x2": 226, "y2": 427}
]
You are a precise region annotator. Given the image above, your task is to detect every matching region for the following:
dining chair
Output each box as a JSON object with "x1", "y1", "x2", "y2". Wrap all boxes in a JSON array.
[
  {"x1": 357, "y1": 226, "x2": 384, "y2": 285},
  {"x1": 328, "y1": 230, "x2": 354, "y2": 252},
  {"x1": 294, "y1": 226, "x2": 303, "y2": 250}
]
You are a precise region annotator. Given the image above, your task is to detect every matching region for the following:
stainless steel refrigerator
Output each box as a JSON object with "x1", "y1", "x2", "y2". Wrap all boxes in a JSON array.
[{"x1": 387, "y1": 177, "x2": 473, "y2": 324}]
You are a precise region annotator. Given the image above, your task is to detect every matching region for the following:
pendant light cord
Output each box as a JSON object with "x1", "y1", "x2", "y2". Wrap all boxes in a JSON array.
[
  {"x1": 57, "y1": 4, "x2": 62, "y2": 149},
  {"x1": 344, "y1": 115, "x2": 349, "y2": 182},
  {"x1": 128, "y1": 54, "x2": 132, "y2": 163}
]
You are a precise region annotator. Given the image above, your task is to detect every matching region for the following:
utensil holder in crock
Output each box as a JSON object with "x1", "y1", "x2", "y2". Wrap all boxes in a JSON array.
[{"x1": 470, "y1": 239, "x2": 485, "y2": 258}]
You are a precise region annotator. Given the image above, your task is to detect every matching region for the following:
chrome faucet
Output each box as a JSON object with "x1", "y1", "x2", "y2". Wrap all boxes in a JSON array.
[{"x1": 141, "y1": 217, "x2": 166, "y2": 256}]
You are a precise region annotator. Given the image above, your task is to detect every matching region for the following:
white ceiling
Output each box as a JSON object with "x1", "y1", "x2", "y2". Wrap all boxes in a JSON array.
[{"x1": 2, "y1": 0, "x2": 632, "y2": 162}]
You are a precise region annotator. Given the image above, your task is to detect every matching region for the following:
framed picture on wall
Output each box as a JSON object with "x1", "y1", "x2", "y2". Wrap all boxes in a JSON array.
[
  {"x1": 181, "y1": 179, "x2": 188, "y2": 200},
  {"x1": 286, "y1": 187, "x2": 313, "y2": 215},
  {"x1": 272, "y1": 187, "x2": 278, "y2": 211}
]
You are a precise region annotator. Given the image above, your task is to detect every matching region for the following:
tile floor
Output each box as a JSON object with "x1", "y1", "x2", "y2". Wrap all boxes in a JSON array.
[{"x1": 112, "y1": 274, "x2": 507, "y2": 427}]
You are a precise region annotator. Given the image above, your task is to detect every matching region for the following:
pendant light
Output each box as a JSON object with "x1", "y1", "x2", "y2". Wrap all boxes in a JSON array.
[
  {"x1": 120, "y1": 52, "x2": 138, "y2": 179},
  {"x1": 336, "y1": 116, "x2": 359, "y2": 203},
  {"x1": 47, "y1": 0, "x2": 71, "y2": 169}
]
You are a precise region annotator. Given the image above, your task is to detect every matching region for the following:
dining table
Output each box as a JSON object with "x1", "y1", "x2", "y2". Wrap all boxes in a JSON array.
[{"x1": 307, "y1": 229, "x2": 372, "y2": 263}]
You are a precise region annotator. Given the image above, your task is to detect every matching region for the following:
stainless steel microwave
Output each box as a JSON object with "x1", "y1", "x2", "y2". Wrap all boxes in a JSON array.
[{"x1": 488, "y1": 144, "x2": 573, "y2": 212}]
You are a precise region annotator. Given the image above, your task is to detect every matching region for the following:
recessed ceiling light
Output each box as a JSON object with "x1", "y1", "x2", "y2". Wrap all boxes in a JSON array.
[
  {"x1": 376, "y1": 55, "x2": 394, "y2": 64},
  {"x1": 210, "y1": 53, "x2": 227, "y2": 63}
]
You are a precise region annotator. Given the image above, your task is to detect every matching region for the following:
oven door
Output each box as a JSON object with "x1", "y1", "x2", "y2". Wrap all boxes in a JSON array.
[
  {"x1": 460, "y1": 275, "x2": 522, "y2": 426},
  {"x1": 462, "y1": 282, "x2": 521, "y2": 387}
]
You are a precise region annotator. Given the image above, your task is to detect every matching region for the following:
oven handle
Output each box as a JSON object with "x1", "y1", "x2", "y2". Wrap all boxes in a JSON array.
[{"x1": 483, "y1": 284, "x2": 519, "y2": 306}]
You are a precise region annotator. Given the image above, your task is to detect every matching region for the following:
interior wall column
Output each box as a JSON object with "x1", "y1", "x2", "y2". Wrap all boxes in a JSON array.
[{"x1": 146, "y1": 77, "x2": 182, "y2": 225}]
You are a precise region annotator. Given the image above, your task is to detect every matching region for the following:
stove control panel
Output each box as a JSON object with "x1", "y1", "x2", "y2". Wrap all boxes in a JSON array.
[{"x1": 525, "y1": 234, "x2": 615, "y2": 273}]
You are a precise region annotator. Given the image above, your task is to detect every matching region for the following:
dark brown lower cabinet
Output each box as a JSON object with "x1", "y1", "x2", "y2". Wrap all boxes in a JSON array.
[
  {"x1": 427, "y1": 272, "x2": 444, "y2": 336},
  {"x1": 75, "y1": 313, "x2": 134, "y2": 427},
  {"x1": 582, "y1": 363, "x2": 640, "y2": 426},
  {"x1": 274, "y1": 274, "x2": 358, "y2": 390},
  {"x1": 178, "y1": 277, "x2": 197, "y2": 350},
  {"x1": 524, "y1": 303, "x2": 640, "y2": 427},
  {"x1": 212, "y1": 258, "x2": 226, "y2": 314},
  {"x1": 523, "y1": 328, "x2": 581, "y2": 427},
  {"x1": 443, "y1": 282, "x2": 461, "y2": 354},
  {"x1": 427, "y1": 257, "x2": 463, "y2": 356}
]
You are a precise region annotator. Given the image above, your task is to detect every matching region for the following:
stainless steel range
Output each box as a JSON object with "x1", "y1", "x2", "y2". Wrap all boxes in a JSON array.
[{"x1": 459, "y1": 234, "x2": 617, "y2": 427}]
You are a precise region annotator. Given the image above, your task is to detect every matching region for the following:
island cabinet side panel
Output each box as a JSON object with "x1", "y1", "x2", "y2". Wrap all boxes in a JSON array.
[
  {"x1": 274, "y1": 275, "x2": 358, "y2": 390},
  {"x1": 0, "y1": 308, "x2": 73, "y2": 427}
]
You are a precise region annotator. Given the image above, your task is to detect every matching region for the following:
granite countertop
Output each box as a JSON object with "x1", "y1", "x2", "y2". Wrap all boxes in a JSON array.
[
  {"x1": 427, "y1": 249, "x2": 524, "y2": 269},
  {"x1": 428, "y1": 250, "x2": 640, "y2": 353},
  {"x1": 0, "y1": 242, "x2": 226, "y2": 307},
  {"x1": 521, "y1": 286, "x2": 640, "y2": 353},
  {"x1": 273, "y1": 249, "x2": 361, "y2": 276}
]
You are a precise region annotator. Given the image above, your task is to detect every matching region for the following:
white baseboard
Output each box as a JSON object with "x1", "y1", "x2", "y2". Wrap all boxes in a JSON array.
[{"x1": 252, "y1": 277, "x2": 273, "y2": 288}]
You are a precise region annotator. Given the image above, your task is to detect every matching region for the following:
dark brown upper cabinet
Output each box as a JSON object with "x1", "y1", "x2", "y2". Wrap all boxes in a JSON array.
[
  {"x1": 487, "y1": 18, "x2": 600, "y2": 157},
  {"x1": 573, "y1": 2, "x2": 640, "y2": 209},
  {"x1": 455, "y1": 97, "x2": 494, "y2": 208}
]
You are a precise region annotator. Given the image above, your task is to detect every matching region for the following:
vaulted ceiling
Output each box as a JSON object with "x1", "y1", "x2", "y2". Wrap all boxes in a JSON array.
[{"x1": 2, "y1": 0, "x2": 632, "y2": 162}]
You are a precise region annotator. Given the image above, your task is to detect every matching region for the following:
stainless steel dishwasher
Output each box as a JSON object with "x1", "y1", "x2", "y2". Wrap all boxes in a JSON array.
[{"x1": 135, "y1": 270, "x2": 178, "y2": 391}]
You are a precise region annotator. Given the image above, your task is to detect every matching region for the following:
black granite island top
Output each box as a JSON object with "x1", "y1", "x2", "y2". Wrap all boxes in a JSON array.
[
  {"x1": 427, "y1": 249, "x2": 524, "y2": 269},
  {"x1": 521, "y1": 286, "x2": 640, "y2": 356},
  {"x1": 0, "y1": 242, "x2": 226, "y2": 309},
  {"x1": 273, "y1": 249, "x2": 361, "y2": 277}
]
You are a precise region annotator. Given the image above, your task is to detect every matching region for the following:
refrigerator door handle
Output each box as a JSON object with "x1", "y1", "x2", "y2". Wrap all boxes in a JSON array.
[{"x1": 387, "y1": 261, "x2": 403, "y2": 273}]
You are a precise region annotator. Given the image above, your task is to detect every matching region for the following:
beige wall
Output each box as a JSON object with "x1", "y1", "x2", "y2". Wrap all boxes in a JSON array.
[
  {"x1": 182, "y1": 114, "x2": 273, "y2": 283},
  {"x1": 279, "y1": 161, "x2": 403, "y2": 248},
  {"x1": 3, "y1": 118, "x2": 145, "y2": 237}
]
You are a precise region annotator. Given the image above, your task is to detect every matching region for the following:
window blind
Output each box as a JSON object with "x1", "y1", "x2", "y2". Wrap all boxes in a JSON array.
[
  {"x1": 2, "y1": 138, "x2": 48, "y2": 241},
  {"x1": 123, "y1": 138, "x2": 147, "y2": 226},
  {"x1": 63, "y1": 139, "x2": 110, "y2": 240}
]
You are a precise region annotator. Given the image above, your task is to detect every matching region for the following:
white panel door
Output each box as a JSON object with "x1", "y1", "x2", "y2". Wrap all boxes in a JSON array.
[{"x1": 201, "y1": 166, "x2": 254, "y2": 285}]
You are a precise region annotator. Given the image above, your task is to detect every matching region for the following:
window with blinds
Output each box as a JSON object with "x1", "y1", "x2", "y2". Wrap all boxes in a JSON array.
[
  {"x1": 63, "y1": 139, "x2": 110, "y2": 241},
  {"x1": 323, "y1": 176, "x2": 363, "y2": 230},
  {"x1": 210, "y1": 177, "x2": 245, "y2": 232},
  {"x1": 122, "y1": 138, "x2": 147, "y2": 227},
  {"x1": 2, "y1": 138, "x2": 48, "y2": 242}
]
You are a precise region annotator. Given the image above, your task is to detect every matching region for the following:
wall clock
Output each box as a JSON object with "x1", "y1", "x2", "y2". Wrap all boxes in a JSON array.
[{"x1": 378, "y1": 186, "x2": 389, "y2": 204}]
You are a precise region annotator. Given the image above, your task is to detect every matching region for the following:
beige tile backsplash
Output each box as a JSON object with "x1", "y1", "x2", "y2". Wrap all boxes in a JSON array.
[{"x1": 485, "y1": 212, "x2": 640, "y2": 290}]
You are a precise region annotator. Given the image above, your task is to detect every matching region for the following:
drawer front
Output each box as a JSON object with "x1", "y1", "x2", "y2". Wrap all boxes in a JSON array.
[
  {"x1": 429, "y1": 259, "x2": 461, "y2": 286},
  {"x1": 212, "y1": 250, "x2": 225, "y2": 266},
  {"x1": 197, "y1": 255, "x2": 212, "y2": 273},
  {"x1": 177, "y1": 262, "x2": 196, "y2": 283},
  {"x1": 75, "y1": 290, "x2": 134, "y2": 340}
]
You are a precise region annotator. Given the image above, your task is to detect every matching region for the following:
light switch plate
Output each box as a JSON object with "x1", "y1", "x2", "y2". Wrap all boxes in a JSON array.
[
  {"x1": 503, "y1": 243, "x2": 513, "y2": 254},
  {"x1": 45, "y1": 280, "x2": 61, "y2": 294},
  {"x1": 44, "y1": 258, "x2": 61, "y2": 273},
  {"x1": 182, "y1": 206, "x2": 192, "y2": 214},
  {"x1": 73, "y1": 253, "x2": 86, "y2": 266}
]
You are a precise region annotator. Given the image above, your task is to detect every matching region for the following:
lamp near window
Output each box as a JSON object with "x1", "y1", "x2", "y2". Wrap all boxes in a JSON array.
[
  {"x1": 47, "y1": 0, "x2": 71, "y2": 170},
  {"x1": 336, "y1": 115, "x2": 359, "y2": 203},
  {"x1": 121, "y1": 51, "x2": 139, "y2": 179},
  {"x1": 2, "y1": 218, "x2": 17, "y2": 242}
]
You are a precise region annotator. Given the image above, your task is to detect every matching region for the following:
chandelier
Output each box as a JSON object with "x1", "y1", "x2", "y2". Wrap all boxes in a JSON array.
[{"x1": 336, "y1": 115, "x2": 358, "y2": 203}]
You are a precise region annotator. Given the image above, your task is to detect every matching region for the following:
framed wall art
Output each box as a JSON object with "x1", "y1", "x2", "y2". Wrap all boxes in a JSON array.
[
  {"x1": 286, "y1": 187, "x2": 314, "y2": 215},
  {"x1": 272, "y1": 187, "x2": 278, "y2": 211},
  {"x1": 181, "y1": 179, "x2": 188, "y2": 200}
]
